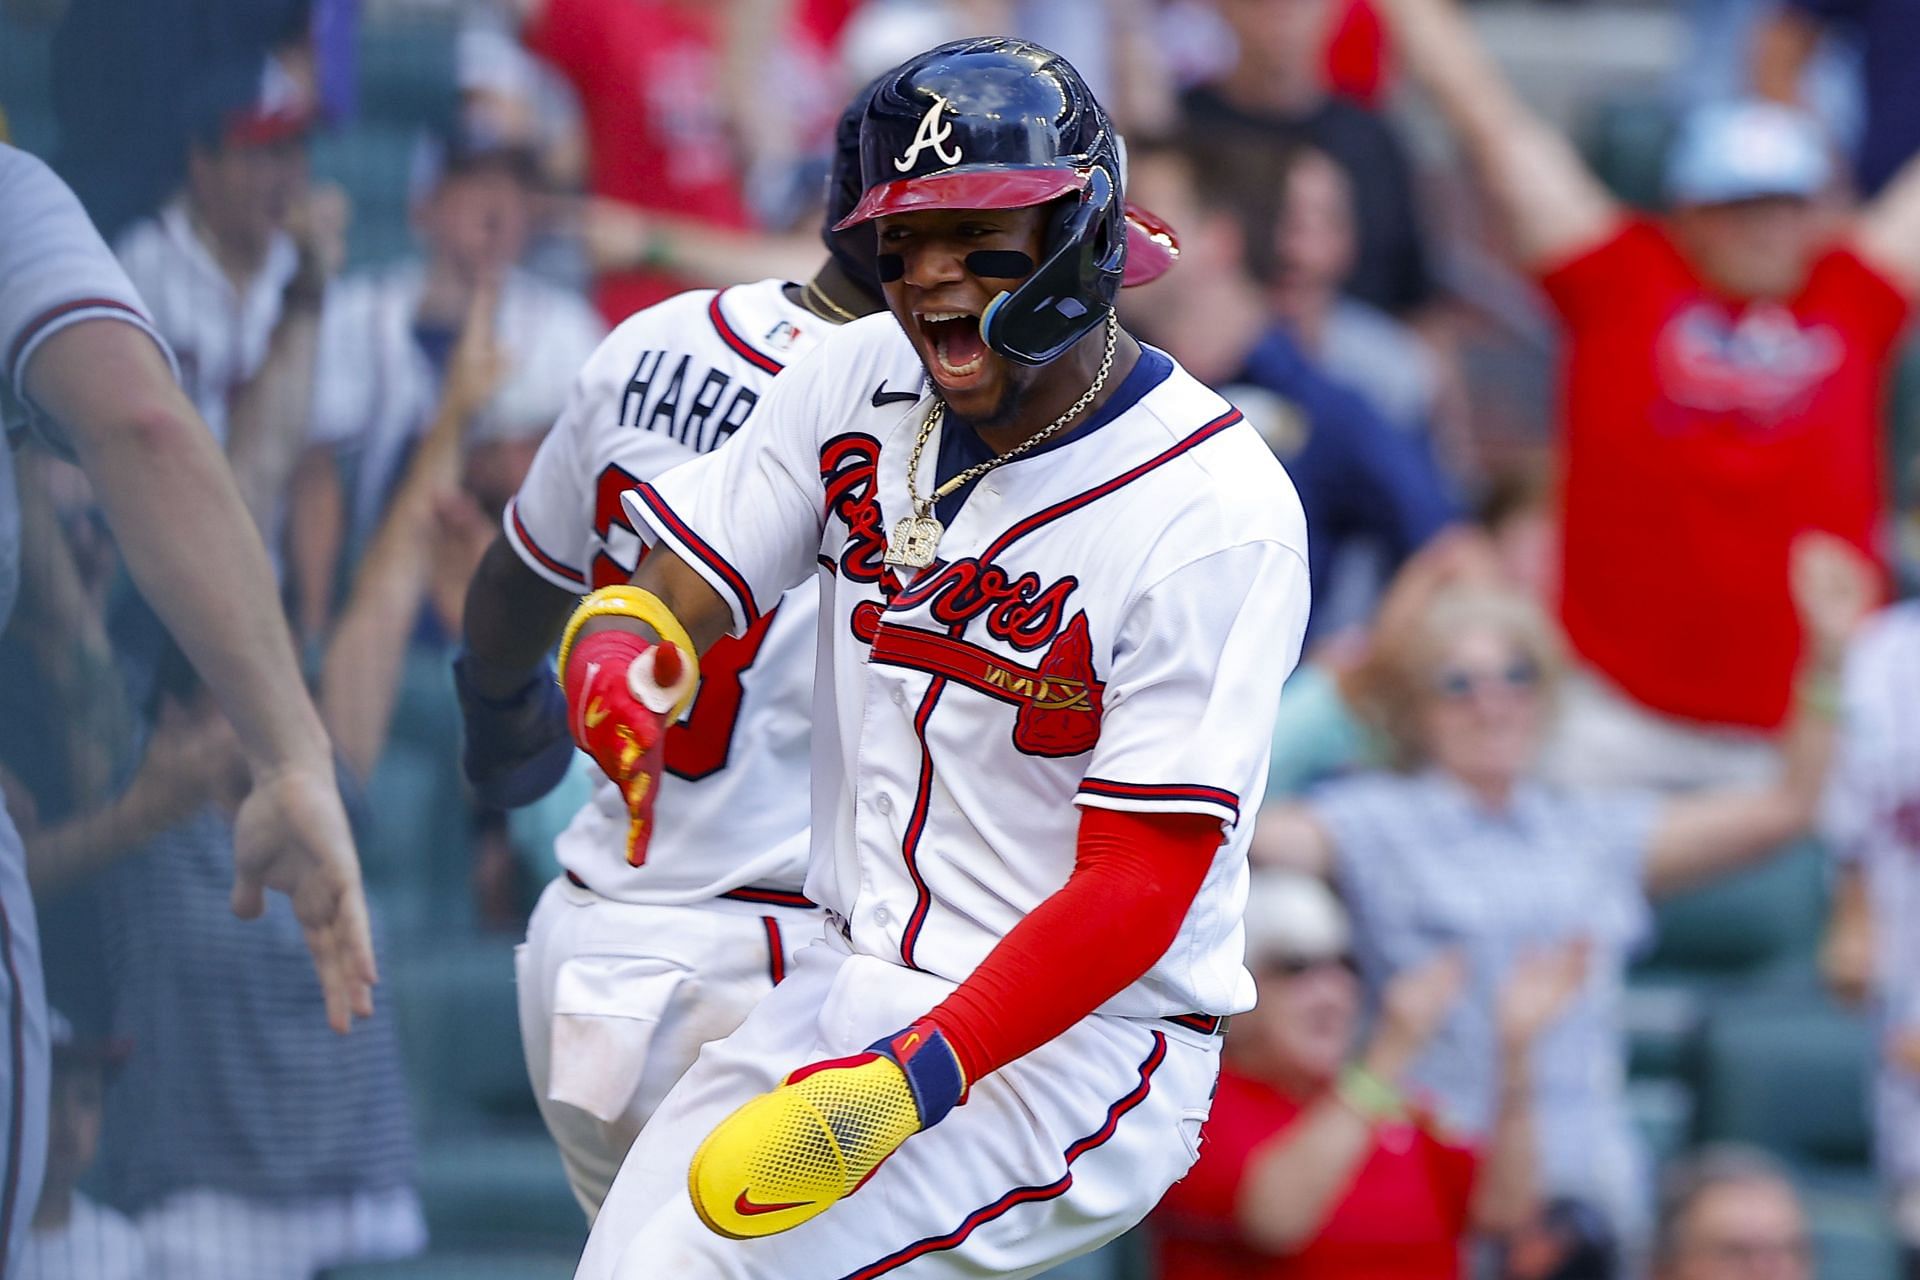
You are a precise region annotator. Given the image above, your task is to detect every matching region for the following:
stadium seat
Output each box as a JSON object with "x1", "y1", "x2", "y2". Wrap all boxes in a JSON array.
[
  {"x1": 1578, "y1": 94, "x2": 1677, "y2": 211},
  {"x1": 1695, "y1": 990, "x2": 1874, "y2": 1171},
  {"x1": 0, "y1": 17, "x2": 57, "y2": 155},
  {"x1": 389, "y1": 936, "x2": 533, "y2": 1131},
  {"x1": 1639, "y1": 840, "x2": 1828, "y2": 979},
  {"x1": 414, "y1": 1131, "x2": 585, "y2": 1251},
  {"x1": 1806, "y1": 1183, "x2": 1904, "y2": 1280}
]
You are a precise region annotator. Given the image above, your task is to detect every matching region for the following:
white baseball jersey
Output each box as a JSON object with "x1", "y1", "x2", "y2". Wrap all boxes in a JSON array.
[
  {"x1": 504, "y1": 278, "x2": 828, "y2": 905},
  {"x1": 114, "y1": 200, "x2": 298, "y2": 447},
  {"x1": 1824, "y1": 601, "x2": 1920, "y2": 1183},
  {"x1": 630, "y1": 312, "x2": 1311, "y2": 1020}
]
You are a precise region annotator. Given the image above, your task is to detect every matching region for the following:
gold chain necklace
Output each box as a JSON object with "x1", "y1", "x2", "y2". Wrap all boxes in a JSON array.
[
  {"x1": 885, "y1": 312, "x2": 1119, "y2": 570},
  {"x1": 802, "y1": 278, "x2": 862, "y2": 324}
]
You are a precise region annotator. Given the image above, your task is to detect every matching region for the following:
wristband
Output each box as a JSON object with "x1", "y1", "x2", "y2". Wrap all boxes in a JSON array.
[
  {"x1": 1336, "y1": 1064, "x2": 1404, "y2": 1121},
  {"x1": 556, "y1": 585, "x2": 700, "y2": 717},
  {"x1": 1796, "y1": 672, "x2": 1841, "y2": 719}
]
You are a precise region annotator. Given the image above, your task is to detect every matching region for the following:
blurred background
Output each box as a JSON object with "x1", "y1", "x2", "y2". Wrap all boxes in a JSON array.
[{"x1": 4, "y1": 0, "x2": 1920, "y2": 1276}]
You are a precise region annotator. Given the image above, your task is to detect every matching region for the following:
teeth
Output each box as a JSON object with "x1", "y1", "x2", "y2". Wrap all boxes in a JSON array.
[{"x1": 919, "y1": 311, "x2": 971, "y2": 322}]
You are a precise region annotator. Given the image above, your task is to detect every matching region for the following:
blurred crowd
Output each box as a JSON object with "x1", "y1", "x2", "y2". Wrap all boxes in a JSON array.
[{"x1": 4, "y1": 0, "x2": 1920, "y2": 1277}]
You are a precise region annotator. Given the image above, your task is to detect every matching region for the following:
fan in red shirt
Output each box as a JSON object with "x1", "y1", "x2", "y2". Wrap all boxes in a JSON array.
[
  {"x1": 519, "y1": 0, "x2": 754, "y2": 322},
  {"x1": 1372, "y1": 0, "x2": 1920, "y2": 777},
  {"x1": 1152, "y1": 874, "x2": 1581, "y2": 1280}
]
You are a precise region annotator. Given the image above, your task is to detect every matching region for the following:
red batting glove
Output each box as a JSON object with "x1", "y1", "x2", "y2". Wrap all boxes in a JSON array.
[{"x1": 561, "y1": 629, "x2": 695, "y2": 865}]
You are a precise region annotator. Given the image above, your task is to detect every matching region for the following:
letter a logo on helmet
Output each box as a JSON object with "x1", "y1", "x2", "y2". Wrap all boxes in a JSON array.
[{"x1": 894, "y1": 94, "x2": 964, "y2": 172}]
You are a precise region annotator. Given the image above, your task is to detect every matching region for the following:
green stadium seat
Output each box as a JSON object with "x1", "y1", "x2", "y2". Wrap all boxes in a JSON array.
[
  {"x1": 1639, "y1": 841, "x2": 1828, "y2": 980},
  {"x1": 1805, "y1": 1180, "x2": 1904, "y2": 1280},
  {"x1": 414, "y1": 1132, "x2": 584, "y2": 1251},
  {"x1": 1578, "y1": 95, "x2": 1677, "y2": 211},
  {"x1": 0, "y1": 17, "x2": 57, "y2": 155},
  {"x1": 310, "y1": 123, "x2": 424, "y2": 270},
  {"x1": 1695, "y1": 991, "x2": 1873, "y2": 1170},
  {"x1": 321, "y1": 1248, "x2": 578, "y2": 1280},
  {"x1": 388, "y1": 936, "x2": 534, "y2": 1131},
  {"x1": 354, "y1": 18, "x2": 458, "y2": 131}
]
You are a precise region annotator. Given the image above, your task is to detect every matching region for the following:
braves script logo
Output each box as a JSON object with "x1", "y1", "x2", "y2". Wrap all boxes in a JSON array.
[
  {"x1": 821, "y1": 434, "x2": 1102, "y2": 754},
  {"x1": 895, "y1": 93, "x2": 963, "y2": 172}
]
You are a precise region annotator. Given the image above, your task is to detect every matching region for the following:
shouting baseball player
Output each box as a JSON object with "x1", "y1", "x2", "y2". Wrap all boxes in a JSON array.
[
  {"x1": 561, "y1": 39, "x2": 1308, "y2": 1279},
  {"x1": 454, "y1": 89, "x2": 884, "y2": 1219}
]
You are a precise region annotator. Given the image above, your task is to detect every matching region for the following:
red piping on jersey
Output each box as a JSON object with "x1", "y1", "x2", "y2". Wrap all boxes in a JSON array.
[
  {"x1": 886, "y1": 404, "x2": 1248, "y2": 960},
  {"x1": 981, "y1": 407, "x2": 1245, "y2": 562},
  {"x1": 896, "y1": 677, "x2": 947, "y2": 969},
  {"x1": 833, "y1": 1032, "x2": 1169, "y2": 1280},
  {"x1": 6, "y1": 295, "x2": 146, "y2": 384},
  {"x1": 1076, "y1": 778, "x2": 1241, "y2": 825},
  {"x1": 565, "y1": 870, "x2": 814, "y2": 910},
  {"x1": 718, "y1": 885, "x2": 815, "y2": 909},
  {"x1": 707, "y1": 290, "x2": 785, "y2": 376},
  {"x1": 507, "y1": 497, "x2": 588, "y2": 586},
  {"x1": 631, "y1": 481, "x2": 763, "y2": 628},
  {"x1": 761, "y1": 917, "x2": 787, "y2": 985}
]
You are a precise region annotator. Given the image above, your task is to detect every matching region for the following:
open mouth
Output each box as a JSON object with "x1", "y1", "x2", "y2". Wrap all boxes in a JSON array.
[{"x1": 916, "y1": 311, "x2": 989, "y2": 384}]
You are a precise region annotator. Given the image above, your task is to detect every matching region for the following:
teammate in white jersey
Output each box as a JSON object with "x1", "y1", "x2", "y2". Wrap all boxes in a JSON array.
[
  {"x1": 556, "y1": 39, "x2": 1306, "y2": 1280},
  {"x1": 453, "y1": 89, "x2": 888, "y2": 1220},
  {"x1": 0, "y1": 142, "x2": 375, "y2": 1273}
]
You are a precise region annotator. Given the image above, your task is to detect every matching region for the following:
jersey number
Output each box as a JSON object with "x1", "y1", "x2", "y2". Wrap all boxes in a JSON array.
[{"x1": 592, "y1": 463, "x2": 775, "y2": 781}]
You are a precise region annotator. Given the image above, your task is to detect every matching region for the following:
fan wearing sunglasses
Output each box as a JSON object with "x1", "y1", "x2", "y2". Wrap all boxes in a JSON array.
[
  {"x1": 1152, "y1": 873, "x2": 1586, "y2": 1279},
  {"x1": 1250, "y1": 533, "x2": 1878, "y2": 1245}
]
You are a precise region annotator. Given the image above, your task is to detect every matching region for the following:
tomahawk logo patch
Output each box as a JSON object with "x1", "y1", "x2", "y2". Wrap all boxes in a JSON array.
[{"x1": 895, "y1": 94, "x2": 964, "y2": 172}]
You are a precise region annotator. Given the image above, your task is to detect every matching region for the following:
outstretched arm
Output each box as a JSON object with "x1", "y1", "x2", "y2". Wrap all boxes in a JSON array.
[
  {"x1": 1374, "y1": 0, "x2": 1620, "y2": 269},
  {"x1": 25, "y1": 317, "x2": 375, "y2": 1032},
  {"x1": 1854, "y1": 151, "x2": 1920, "y2": 295},
  {"x1": 320, "y1": 287, "x2": 502, "y2": 781}
]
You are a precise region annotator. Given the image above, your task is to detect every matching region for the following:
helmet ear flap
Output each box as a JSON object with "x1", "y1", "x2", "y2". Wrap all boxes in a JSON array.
[{"x1": 979, "y1": 164, "x2": 1126, "y2": 366}]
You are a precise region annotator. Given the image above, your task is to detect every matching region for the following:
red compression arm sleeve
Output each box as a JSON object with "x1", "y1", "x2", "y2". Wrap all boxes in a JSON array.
[{"x1": 924, "y1": 806, "x2": 1224, "y2": 1084}]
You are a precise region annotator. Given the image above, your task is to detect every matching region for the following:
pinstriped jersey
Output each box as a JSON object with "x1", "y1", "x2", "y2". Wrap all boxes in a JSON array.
[
  {"x1": 629, "y1": 312, "x2": 1312, "y2": 1019},
  {"x1": 505, "y1": 278, "x2": 823, "y2": 905}
]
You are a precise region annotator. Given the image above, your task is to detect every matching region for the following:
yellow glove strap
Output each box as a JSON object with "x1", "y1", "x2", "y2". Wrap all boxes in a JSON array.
[
  {"x1": 689, "y1": 1056, "x2": 922, "y2": 1239},
  {"x1": 555, "y1": 585, "x2": 701, "y2": 719}
]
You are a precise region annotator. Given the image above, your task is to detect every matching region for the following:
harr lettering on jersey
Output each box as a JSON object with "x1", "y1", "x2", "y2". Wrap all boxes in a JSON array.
[
  {"x1": 819, "y1": 433, "x2": 1102, "y2": 755},
  {"x1": 620, "y1": 349, "x2": 759, "y2": 453}
]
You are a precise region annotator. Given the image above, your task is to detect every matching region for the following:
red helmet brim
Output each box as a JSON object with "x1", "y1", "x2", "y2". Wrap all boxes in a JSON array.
[
  {"x1": 1121, "y1": 202, "x2": 1179, "y2": 288},
  {"x1": 834, "y1": 167, "x2": 1091, "y2": 231}
]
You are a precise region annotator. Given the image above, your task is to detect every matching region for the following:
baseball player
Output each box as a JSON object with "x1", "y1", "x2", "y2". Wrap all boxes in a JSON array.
[
  {"x1": 453, "y1": 89, "x2": 884, "y2": 1221},
  {"x1": 558, "y1": 39, "x2": 1310, "y2": 1280},
  {"x1": 0, "y1": 141, "x2": 375, "y2": 1272}
]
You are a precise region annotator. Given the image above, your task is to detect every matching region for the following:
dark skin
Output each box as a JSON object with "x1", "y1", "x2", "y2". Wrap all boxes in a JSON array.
[{"x1": 876, "y1": 204, "x2": 1142, "y2": 448}]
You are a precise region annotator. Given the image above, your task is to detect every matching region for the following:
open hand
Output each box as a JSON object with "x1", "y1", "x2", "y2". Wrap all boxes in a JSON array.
[
  {"x1": 231, "y1": 760, "x2": 378, "y2": 1033},
  {"x1": 1790, "y1": 531, "x2": 1878, "y2": 662},
  {"x1": 1367, "y1": 948, "x2": 1469, "y2": 1077},
  {"x1": 1497, "y1": 937, "x2": 1590, "y2": 1050}
]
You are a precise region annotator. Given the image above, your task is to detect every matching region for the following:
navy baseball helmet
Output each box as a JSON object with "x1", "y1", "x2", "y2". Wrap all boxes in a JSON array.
[
  {"x1": 822, "y1": 76, "x2": 887, "y2": 300},
  {"x1": 836, "y1": 38, "x2": 1141, "y2": 366}
]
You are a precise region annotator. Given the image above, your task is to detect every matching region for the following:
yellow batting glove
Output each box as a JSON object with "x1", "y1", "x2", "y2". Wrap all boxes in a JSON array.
[{"x1": 689, "y1": 1022, "x2": 967, "y2": 1239}]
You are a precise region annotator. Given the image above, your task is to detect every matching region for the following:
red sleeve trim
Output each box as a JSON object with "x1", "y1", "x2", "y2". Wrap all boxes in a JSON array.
[
  {"x1": 709, "y1": 290, "x2": 785, "y2": 375},
  {"x1": 630, "y1": 480, "x2": 764, "y2": 628},
  {"x1": 6, "y1": 296, "x2": 147, "y2": 390},
  {"x1": 505, "y1": 497, "x2": 589, "y2": 587}
]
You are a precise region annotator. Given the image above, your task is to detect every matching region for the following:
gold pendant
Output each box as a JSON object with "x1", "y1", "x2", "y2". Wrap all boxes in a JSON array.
[{"x1": 886, "y1": 514, "x2": 944, "y2": 569}]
